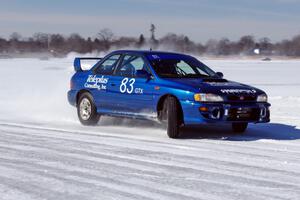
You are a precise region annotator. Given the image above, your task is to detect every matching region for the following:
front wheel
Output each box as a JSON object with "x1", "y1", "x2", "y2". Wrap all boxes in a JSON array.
[
  {"x1": 232, "y1": 122, "x2": 248, "y2": 133},
  {"x1": 77, "y1": 92, "x2": 100, "y2": 125},
  {"x1": 163, "y1": 96, "x2": 181, "y2": 138}
]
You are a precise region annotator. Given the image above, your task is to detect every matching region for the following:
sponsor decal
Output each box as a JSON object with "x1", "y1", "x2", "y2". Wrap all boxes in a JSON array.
[
  {"x1": 220, "y1": 89, "x2": 256, "y2": 94},
  {"x1": 84, "y1": 75, "x2": 109, "y2": 90}
]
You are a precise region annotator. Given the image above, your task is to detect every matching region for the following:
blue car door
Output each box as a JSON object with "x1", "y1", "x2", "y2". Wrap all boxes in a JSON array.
[
  {"x1": 89, "y1": 54, "x2": 122, "y2": 113},
  {"x1": 112, "y1": 54, "x2": 156, "y2": 117}
]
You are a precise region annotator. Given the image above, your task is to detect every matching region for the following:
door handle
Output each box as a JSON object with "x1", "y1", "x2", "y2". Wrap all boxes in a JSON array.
[{"x1": 111, "y1": 83, "x2": 116, "y2": 86}]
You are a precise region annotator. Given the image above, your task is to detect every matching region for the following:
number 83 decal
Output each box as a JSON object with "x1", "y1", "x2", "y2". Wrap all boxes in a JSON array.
[{"x1": 120, "y1": 78, "x2": 135, "y2": 94}]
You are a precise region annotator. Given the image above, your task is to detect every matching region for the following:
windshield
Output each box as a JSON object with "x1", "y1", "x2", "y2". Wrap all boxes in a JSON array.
[{"x1": 147, "y1": 54, "x2": 217, "y2": 78}]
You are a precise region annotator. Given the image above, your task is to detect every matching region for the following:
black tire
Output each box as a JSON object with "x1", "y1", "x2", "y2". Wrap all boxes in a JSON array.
[
  {"x1": 232, "y1": 122, "x2": 248, "y2": 133},
  {"x1": 163, "y1": 96, "x2": 181, "y2": 138},
  {"x1": 77, "y1": 92, "x2": 100, "y2": 125}
]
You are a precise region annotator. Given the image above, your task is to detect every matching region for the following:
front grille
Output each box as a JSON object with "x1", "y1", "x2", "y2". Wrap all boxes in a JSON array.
[
  {"x1": 227, "y1": 94, "x2": 256, "y2": 101},
  {"x1": 227, "y1": 107, "x2": 260, "y2": 121}
]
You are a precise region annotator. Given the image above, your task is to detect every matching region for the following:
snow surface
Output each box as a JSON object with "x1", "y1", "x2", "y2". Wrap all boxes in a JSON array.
[{"x1": 0, "y1": 57, "x2": 300, "y2": 200}]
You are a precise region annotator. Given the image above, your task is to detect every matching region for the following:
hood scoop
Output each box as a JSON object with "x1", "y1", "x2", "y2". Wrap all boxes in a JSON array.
[{"x1": 203, "y1": 78, "x2": 228, "y2": 83}]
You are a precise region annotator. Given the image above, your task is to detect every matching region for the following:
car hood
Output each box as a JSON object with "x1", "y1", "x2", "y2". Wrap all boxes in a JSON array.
[{"x1": 165, "y1": 78, "x2": 264, "y2": 96}]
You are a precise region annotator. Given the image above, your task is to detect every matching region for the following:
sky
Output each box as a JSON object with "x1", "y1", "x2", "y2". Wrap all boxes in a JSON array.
[{"x1": 0, "y1": 0, "x2": 300, "y2": 42}]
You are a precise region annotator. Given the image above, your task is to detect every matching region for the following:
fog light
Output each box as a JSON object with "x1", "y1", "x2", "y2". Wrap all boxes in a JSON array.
[
  {"x1": 260, "y1": 107, "x2": 267, "y2": 118},
  {"x1": 210, "y1": 107, "x2": 221, "y2": 119},
  {"x1": 199, "y1": 106, "x2": 209, "y2": 112}
]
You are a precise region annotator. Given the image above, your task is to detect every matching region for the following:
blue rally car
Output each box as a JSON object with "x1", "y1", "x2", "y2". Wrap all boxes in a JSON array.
[{"x1": 68, "y1": 50, "x2": 270, "y2": 138}]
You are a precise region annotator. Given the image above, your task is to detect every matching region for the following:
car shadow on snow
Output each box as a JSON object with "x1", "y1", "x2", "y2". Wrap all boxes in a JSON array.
[
  {"x1": 99, "y1": 117, "x2": 300, "y2": 141},
  {"x1": 179, "y1": 123, "x2": 300, "y2": 141}
]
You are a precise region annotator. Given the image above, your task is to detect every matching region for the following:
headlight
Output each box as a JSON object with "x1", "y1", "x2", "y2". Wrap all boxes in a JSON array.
[
  {"x1": 194, "y1": 93, "x2": 224, "y2": 102},
  {"x1": 257, "y1": 94, "x2": 268, "y2": 102}
]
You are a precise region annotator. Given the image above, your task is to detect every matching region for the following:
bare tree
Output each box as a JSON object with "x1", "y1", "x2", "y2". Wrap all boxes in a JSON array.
[
  {"x1": 115, "y1": 36, "x2": 137, "y2": 48},
  {"x1": 33, "y1": 33, "x2": 49, "y2": 50},
  {"x1": 136, "y1": 34, "x2": 145, "y2": 48},
  {"x1": 0, "y1": 37, "x2": 8, "y2": 53},
  {"x1": 258, "y1": 37, "x2": 272, "y2": 55},
  {"x1": 10, "y1": 32, "x2": 22, "y2": 41},
  {"x1": 238, "y1": 35, "x2": 255, "y2": 54},
  {"x1": 217, "y1": 38, "x2": 231, "y2": 55},
  {"x1": 205, "y1": 39, "x2": 219, "y2": 55},
  {"x1": 9, "y1": 32, "x2": 23, "y2": 52},
  {"x1": 66, "y1": 33, "x2": 86, "y2": 53},
  {"x1": 97, "y1": 28, "x2": 114, "y2": 50},
  {"x1": 33, "y1": 33, "x2": 48, "y2": 43},
  {"x1": 2, "y1": 29, "x2": 300, "y2": 57},
  {"x1": 290, "y1": 35, "x2": 300, "y2": 56},
  {"x1": 49, "y1": 34, "x2": 65, "y2": 55}
]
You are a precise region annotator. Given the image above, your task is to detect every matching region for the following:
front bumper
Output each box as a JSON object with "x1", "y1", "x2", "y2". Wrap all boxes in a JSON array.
[{"x1": 181, "y1": 100, "x2": 270, "y2": 125}]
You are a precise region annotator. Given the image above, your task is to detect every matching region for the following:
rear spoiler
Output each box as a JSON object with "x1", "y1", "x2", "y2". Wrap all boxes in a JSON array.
[{"x1": 73, "y1": 57, "x2": 102, "y2": 72}]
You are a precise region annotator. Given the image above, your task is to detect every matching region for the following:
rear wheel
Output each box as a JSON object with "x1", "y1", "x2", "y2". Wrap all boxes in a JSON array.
[
  {"x1": 232, "y1": 122, "x2": 248, "y2": 133},
  {"x1": 162, "y1": 96, "x2": 181, "y2": 138},
  {"x1": 77, "y1": 92, "x2": 100, "y2": 125}
]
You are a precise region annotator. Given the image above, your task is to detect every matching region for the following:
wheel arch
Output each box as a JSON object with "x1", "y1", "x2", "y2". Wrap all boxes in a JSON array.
[
  {"x1": 157, "y1": 94, "x2": 184, "y2": 124},
  {"x1": 76, "y1": 89, "x2": 93, "y2": 105}
]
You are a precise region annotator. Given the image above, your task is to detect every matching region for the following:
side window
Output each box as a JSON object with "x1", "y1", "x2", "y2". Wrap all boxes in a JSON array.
[
  {"x1": 116, "y1": 55, "x2": 147, "y2": 77},
  {"x1": 95, "y1": 54, "x2": 120, "y2": 75},
  {"x1": 176, "y1": 61, "x2": 196, "y2": 74}
]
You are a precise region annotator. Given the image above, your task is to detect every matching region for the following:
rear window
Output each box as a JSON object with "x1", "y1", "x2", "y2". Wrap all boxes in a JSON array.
[{"x1": 95, "y1": 54, "x2": 121, "y2": 75}]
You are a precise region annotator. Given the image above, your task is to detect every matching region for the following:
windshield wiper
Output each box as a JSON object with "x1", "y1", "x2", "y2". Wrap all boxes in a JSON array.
[{"x1": 182, "y1": 74, "x2": 210, "y2": 78}]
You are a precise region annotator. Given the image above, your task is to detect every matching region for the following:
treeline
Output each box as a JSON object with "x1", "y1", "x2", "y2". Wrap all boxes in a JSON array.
[{"x1": 1, "y1": 28, "x2": 300, "y2": 57}]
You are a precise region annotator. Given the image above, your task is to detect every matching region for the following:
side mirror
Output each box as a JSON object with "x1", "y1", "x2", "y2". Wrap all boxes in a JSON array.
[
  {"x1": 216, "y1": 72, "x2": 224, "y2": 78},
  {"x1": 136, "y1": 70, "x2": 152, "y2": 79}
]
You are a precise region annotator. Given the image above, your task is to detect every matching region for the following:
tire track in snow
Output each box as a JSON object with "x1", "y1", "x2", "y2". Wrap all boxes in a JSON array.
[
  {"x1": 1, "y1": 133, "x2": 300, "y2": 187},
  {"x1": 1, "y1": 121, "x2": 300, "y2": 154},
  {"x1": 1, "y1": 125, "x2": 300, "y2": 185},
  {"x1": 0, "y1": 126, "x2": 300, "y2": 199},
  {"x1": 0, "y1": 157, "x2": 214, "y2": 200},
  {"x1": 1, "y1": 125, "x2": 300, "y2": 173},
  {"x1": 0, "y1": 167, "x2": 155, "y2": 200},
  {"x1": 0, "y1": 152, "x2": 289, "y2": 200}
]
